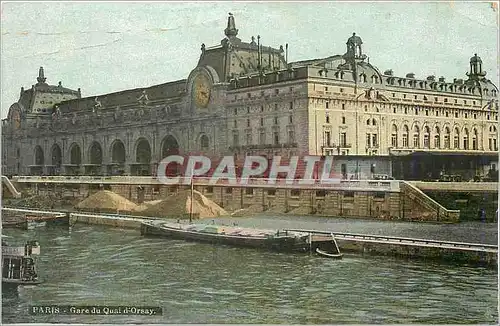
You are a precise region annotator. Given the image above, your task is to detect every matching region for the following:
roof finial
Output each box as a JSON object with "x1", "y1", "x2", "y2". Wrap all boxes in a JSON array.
[
  {"x1": 224, "y1": 12, "x2": 238, "y2": 38},
  {"x1": 37, "y1": 66, "x2": 46, "y2": 84}
]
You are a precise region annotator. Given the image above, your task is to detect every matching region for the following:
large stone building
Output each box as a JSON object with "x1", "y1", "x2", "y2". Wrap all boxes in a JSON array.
[{"x1": 2, "y1": 14, "x2": 498, "y2": 180}]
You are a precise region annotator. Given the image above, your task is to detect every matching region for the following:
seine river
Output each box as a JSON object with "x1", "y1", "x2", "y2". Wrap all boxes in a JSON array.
[{"x1": 2, "y1": 216, "x2": 498, "y2": 324}]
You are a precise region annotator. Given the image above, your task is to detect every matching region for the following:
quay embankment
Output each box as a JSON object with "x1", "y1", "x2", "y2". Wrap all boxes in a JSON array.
[
  {"x1": 2, "y1": 206, "x2": 497, "y2": 267},
  {"x1": 6, "y1": 175, "x2": 481, "y2": 223}
]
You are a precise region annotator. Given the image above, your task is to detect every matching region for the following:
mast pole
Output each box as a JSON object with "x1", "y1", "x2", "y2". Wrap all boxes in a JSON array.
[{"x1": 190, "y1": 168, "x2": 194, "y2": 224}]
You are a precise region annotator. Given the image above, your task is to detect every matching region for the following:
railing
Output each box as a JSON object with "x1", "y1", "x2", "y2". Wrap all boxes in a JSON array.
[
  {"x1": 400, "y1": 181, "x2": 459, "y2": 221},
  {"x1": 12, "y1": 175, "x2": 401, "y2": 191},
  {"x1": 284, "y1": 229, "x2": 498, "y2": 253}
]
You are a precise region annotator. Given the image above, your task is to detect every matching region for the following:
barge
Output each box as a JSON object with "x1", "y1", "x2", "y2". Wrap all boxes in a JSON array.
[{"x1": 140, "y1": 220, "x2": 342, "y2": 257}]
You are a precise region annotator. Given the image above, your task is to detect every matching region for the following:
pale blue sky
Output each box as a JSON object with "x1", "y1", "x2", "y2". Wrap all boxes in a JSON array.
[{"x1": 1, "y1": 1, "x2": 498, "y2": 118}]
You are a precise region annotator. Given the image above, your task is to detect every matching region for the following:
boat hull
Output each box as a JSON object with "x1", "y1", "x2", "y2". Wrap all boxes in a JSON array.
[{"x1": 141, "y1": 222, "x2": 309, "y2": 253}]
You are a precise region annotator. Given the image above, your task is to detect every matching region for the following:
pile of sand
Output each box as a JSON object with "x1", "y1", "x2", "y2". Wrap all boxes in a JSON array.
[
  {"x1": 135, "y1": 200, "x2": 163, "y2": 212},
  {"x1": 76, "y1": 190, "x2": 138, "y2": 212},
  {"x1": 137, "y1": 189, "x2": 228, "y2": 219}
]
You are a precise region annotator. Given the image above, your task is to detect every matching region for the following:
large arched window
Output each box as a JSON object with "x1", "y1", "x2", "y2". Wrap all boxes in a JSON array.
[
  {"x1": 391, "y1": 124, "x2": 398, "y2": 147},
  {"x1": 434, "y1": 126, "x2": 441, "y2": 149},
  {"x1": 402, "y1": 125, "x2": 409, "y2": 147},
  {"x1": 413, "y1": 125, "x2": 420, "y2": 148}
]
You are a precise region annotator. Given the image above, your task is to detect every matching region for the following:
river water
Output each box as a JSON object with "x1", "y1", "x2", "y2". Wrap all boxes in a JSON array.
[{"x1": 2, "y1": 216, "x2": 498, "y2": 324}]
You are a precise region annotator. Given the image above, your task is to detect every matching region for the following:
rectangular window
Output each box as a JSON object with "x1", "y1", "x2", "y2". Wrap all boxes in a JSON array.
[
  {"x1": 274, "y1": 103, "x2": 278, "y2": 111},
  {"x1": 372, "y1": 134, "x2": 378, "y2": 147},
  {"x1": 274, "y1": 117, "x2": 278, "y2": 125},
  {"x1": 246, "y1": 188, "x2": 254, "y2": 195},
  {"x1": 289, "y1": 102, "x2": 293, "y2": 110},
  {"x1": 260, "y1": 118, "x2": 264, "y2": 126},
  {"x1": 289, "y1": 116, "x2": 293, "y2": 124},
  {"x1": 326, "y1": 101, "x2": 329, "y2": 109},
  {"x1": 268, "y1": 189, "x2": 276, "y2": 196},
  {"x1": 274, "y1": 132, "x2": 279, "y2": 145},
  {"x1": 366, "y1": 133, "x2": 371, "y2": 147},
  {"x1": 246, "y1": 132, "x2": 252, "y2": 145},
  {"x1": 444, "y1": 135, "x2": 450, "y2": 149},
  {"x1": 340, "y1": 132, "x2": 347, "y2": 147},
  {"x1": 234, "y1": 108, "x2": 237, "y2": 115},
  {"x1": 342, "y1": 104, "x2": 345, "y2": 110},
  {"x1": 259, "y1": 130, "x2": 266, "y2": 145},
  {"x1": 290, "y1": 189, "x2": 300, "y2": 196},
  {"x1": 233, "y1": 133, "x2": 239, "y2": 146},
  {"x1": 325, "y1": 131, "x2": 331, "y2": 146},
  {"x1": 391, "y1": 134, "x2": 397, "y2": 147},
  {"x1": 288, "y1": 130, "x2": 295, "y2": 143}
]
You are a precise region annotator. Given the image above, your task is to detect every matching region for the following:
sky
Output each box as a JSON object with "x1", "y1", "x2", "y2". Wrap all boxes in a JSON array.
[{"x1": 1, "y1": 1, "x2": 498, "y2": 119}]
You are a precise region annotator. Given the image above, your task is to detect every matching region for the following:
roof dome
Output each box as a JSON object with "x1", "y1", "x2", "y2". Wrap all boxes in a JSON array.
[
  {"x1": 470, "y1": 53, "x2": 482, "y2": 64},
  {"x1": 347, "y1": 32, "x2": 363, "y2": 45}
]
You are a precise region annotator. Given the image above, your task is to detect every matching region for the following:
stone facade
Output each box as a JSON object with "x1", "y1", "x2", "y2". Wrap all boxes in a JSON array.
[{"x1": 2, "y1": 14, "x2": 498, "y2": 180}]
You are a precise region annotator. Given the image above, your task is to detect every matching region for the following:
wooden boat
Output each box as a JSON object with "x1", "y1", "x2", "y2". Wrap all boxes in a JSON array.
[
  {"x1": 2, "y1": 236, "x2": 42, "y2": 288},
  {"x1": 316, "y1": 247, "x2": 343, "y2": 259},
  {"x1": 141, "y1": 220, "x2": 312, "y2": 253}
]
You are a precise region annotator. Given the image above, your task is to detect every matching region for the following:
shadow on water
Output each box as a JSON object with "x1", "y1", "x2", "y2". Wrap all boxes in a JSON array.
[{"x1": 2, "y1": 224, "x2": 498, "y2": 324}]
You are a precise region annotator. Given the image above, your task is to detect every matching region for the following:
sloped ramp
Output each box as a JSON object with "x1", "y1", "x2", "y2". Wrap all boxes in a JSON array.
[{"x1": 2, "y1": 176, "x2": 21, "y2": 199}]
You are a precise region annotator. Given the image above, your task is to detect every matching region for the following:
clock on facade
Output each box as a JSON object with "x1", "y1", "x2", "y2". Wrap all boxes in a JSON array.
[{"x1": 191, "y1": 73, "x2": 212, "y2": 108}]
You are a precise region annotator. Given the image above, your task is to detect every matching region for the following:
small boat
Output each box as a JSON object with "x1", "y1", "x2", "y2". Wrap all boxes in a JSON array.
[
  {"x1": 2, "y1": 236, "x2": 42, "y2": 288},
  {"x1": 316, "y1": 247, "x2": 344, "y2": 259},
  {"x1": 2, "y1": 213, "x2": 69, "y2": 230},
  {"x1": 141, "y1": 220, "x2": 312, "y2": 253}
]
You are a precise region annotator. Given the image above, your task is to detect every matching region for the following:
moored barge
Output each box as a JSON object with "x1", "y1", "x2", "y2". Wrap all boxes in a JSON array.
[{"x1": 140, "y1": 220, "x2": 343, "y2": 257}]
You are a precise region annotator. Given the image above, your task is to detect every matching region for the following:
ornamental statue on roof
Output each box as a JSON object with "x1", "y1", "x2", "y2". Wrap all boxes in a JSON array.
[
  {"x1": 93, "y1": 97, "x2": 102, "y2": 113},
  {"x1": 137, "y1": 90, "x2": 149, "y2": 107}
]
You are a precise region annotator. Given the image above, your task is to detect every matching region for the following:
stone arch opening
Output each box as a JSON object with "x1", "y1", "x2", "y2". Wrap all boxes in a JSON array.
[
  {"x1": 161, "y1": 135, "x2": 180, "y2": 158},
  {"x1": 68, "y1": 143, "x2": 82, "y2": 175},
  {"x1": 109, "y1": 140, "x2": 126, "y2": 175},
  {"x1": 87, "y1": 141, "x2": 103, "y2": 175},
  {"x1": 161, "y1": 135, "x2": 180, "y2": 176},
  {"x1": 34, "y1": 145, "x2": 44, "y2": 166},
  {"x1": 111, "y1": 140, "x2": 126, "y2": 163},
  {"x1": 32, "y1": 145, "x2": 44, "y2": 175},
  {"x1": 200, "y1": 134, "x2": 209, "y2": 151},
  {"x1": 134, "y1": 138, "x2": 151, "y2": 176},
  {"x1": 50, "y1": 144, "x2": 62, "y2": 175}
]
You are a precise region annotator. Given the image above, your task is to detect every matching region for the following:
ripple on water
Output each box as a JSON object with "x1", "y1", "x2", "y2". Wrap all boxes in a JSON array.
[{"x1": 2, "y1": 225, "x2": 497, "y2": 324}]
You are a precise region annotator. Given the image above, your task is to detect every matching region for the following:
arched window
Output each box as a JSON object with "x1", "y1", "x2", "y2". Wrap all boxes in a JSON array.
[
  {"x1": 366, "y1": 119, "x2": 370, "y2": 126},
  {"x1": 454, "y1": 127, "x2": 460, "y2": 149},
  {"x1": 372, "y1": 118, "x2": 376, "y2": 126},
  {"x1": 434, "y1": 126, "x2": 440, "y2": 149},
  {"x1": 423, "y1": 126, "x2": 430, "y2": 148},
  {"x1": 413, "y1": 125, "x2": 420, "y2": 148},
  {"x1": 463, "y1": 128, "x2": 469, "y2": 150},
  {"x1": 444, "y1": 127, "x2": 450, "y2": 149},
  {"x1": 391, "y1": 124, "x2": 398, "y2": 147},
  {"x1": 402, "y1": 125, "x2": 409, "y2": 147},
  {"x1": 200, "y1": 135, "x2": 209, "y2": 150}
]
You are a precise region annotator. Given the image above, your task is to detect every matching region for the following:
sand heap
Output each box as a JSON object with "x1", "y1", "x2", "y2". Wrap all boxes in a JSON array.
[
  {"x1": 137, "y1": 189, "x2": 228, "y2": 219},
  {"x1": 76, "y1": 190, "x2": 138, "y2": 212}
]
